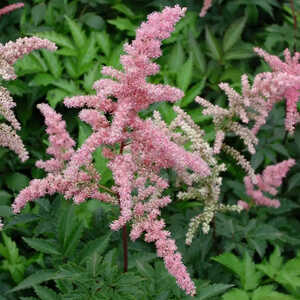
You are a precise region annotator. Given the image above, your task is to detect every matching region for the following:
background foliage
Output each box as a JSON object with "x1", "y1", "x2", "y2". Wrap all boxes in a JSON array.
[{"x1": 0, "y1": 0, "x2": 300, "y2": 299}]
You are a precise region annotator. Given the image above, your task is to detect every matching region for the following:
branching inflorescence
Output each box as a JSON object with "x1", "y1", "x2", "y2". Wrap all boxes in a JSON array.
[
  {"x1": 0, "y1": 1, "x2": 56, "y2": 162},
  {"x1": 5, "y1": 4, "x2": 298, "y2": 296},
  {"x1": 0, "y1": 3, "x2": 56, "y2": 230}
]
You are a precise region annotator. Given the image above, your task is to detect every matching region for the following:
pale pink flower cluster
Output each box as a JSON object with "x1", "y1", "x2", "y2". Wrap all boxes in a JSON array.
[
  {"x1": 12, "y1": 6, "x2": 201, "y2": 295},
  {"x1": 254, "y1": 48, "x2": 300, "y2": 134},
  {"x1": 35, "y1": 104, "x2": 75, "y2": 173},
  {"x1": 0, "y1": 37, "x2": 57, "y2": 80},
  {"x1": 0, "y1": 3, "x2": 24, "y2": 17},
  {"x1": 199, "y1": 0, "x2": 213, "y2": 17},
  {"x1": 0, "y1": 32, "x2": 56, "y2": 163},
  {"x1": 238, "y1": 159, "x2": 295, "y2": 209}
]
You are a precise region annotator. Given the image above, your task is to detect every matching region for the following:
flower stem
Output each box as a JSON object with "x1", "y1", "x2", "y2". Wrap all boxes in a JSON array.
[{"x1": 119, "y1": 141, "x2": 128, "y2": 273}]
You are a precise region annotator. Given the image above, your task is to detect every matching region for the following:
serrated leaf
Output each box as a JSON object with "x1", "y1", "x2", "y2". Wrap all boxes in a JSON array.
[
  {"x1": 179, "y1": 77, "x2": 206, "y2": 107},
  {"x1": 46, "y1": 88, "x2": 69, "y2": 108},
  {"x1": 108, "y1": 42, "x2": 124, "y2": 69},
  {"x1": 168, "y1": 41, "x2": 185, "y2": 73},
  {"x1": 108, "y1": 18, "x2": 136, "y2": 33},
  {"x1": 41, "y1": 50, "x2": 62, "y2": 79},
  {"x1": 135, "y1": 261, "x2": 154, "y2": 278},
  {"x1": 23, "y1": 238, "x2": 60, "y2": 255},
  {"x1": 196, "y1": 283, "x2": 234, "y2": 300},
  {"x1": 212, "y1": 253, "x2": 243, "y2": 278},
  {"x1": 177, "y1": 55, "x2": 193, "y2": 92},
  {"x1": 205, "y1": 26, "x2": 222, "y2": 61},
  {"x1": 36, "y1": 32, "x2": 75, "y2": 50},
  {"x1": 9, "y1": 270, "x2": 68, "y2": 292},
  {"x1": 79, "y1": 34, "x2": 97, "y2": 69},
  {"x1": 65, "y1": 16, "x2": 86, "y2": 49},
  {"x1": 189, "y1": 29, "x2": 206, "y2": 73},
  {"x1": 0, "y1": 190, "x2": 12, "y2": 204},
  {"x1": 78, "y1": 121, "x2": 92, "y2": 147},
  {"x1": 112, "y1": 3, "x2": 135, "y2": 18},
  {"x1": 5, "y1": 173, "x2": 29, "y2": 192},
  {"x1": 288, "y1": 173, "x2": 300, "y2": 191},
  {"x1": 95, "y1": 31, "x2": 111, "y2": 57},
  {"x1": 79, "y1": 233, "x2": 111, "y2": 264},
  {"x1": 34, "y1": 285, "x2": 59, "y2": 300},
  {"x1": 270, "y1": 143, "x2": 289, "y2": 157},
  {"x1": 94, "y1": 147, "x2": 112, "y2": 185},
  {"x1": 80, "y1": 13, "x2": 104, "y2": 30},
  {"x1": 52, "y1": 79, "x2": 80, "y2": 94},
  {"x1": 32, "y1": 3, "x2": 46, "y2": 26},
  {"x1": 29, "y1": 73, "x2": 55, "y2": 87},
  {"x1": 222, "y1": 288, "x2": 249, "y2": 300},
  {"x1": 56, "y1": 48, "x2": 78, "y2": 56},
  {"x1": 223, "y1": 16, "x2": 247, "y2": 52},
  {"x1": 0, "y1": 205, "x2": 12, "y2": 217},
  {"x1": 83, "y1": 63, "x2": 101, "y2": 92}
]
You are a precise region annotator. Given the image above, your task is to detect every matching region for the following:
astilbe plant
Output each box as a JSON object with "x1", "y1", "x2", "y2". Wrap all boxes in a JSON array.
[
  {"x1": 3, "y1": 5, "x2": 298, "y2": 296},
  {"x1": 0, "y1": 3, "x2": 56, "y2": 229}
]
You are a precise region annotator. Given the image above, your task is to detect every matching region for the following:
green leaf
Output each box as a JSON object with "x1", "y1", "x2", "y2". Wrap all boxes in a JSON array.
[
  {"x1": 9, "y1": 270, "x2": 67, "y2": 292},
  {"x1": 212, "y1": 253, "x2": 243, "y2": 278},
  {"x1": 56, "y1": 48, "x2": 78, "y2": 56},
  {"x1": 5, "y1": 173, "x2": 29, "y2": 192},
  {"x1": 34, "y1": 285, "x2": 59, "y2": 300},
  {"x1": 112, "y1": 3, "x2": 135, "y2": 18},
  {"x1": 205, "y1": 26, "x2": 222, "y2": 61},
  {"x1": 189, "y1": 29, "x2": 206, "y2": 73},
  {"x1": 0, "y1": 191, "x2": 12, "y2": 205},
  {"x1": 223, "y1": 16, "x2": 247, "y2": 52},
  {"x1": 65, "y1": 16, "x2": 86, "y2": 49},
  {"x1": 29, "y1": 73, "x2": 55, "y2": 87},
  {"x1": 196, "y1": 283, "x2": 234, "y2": 300},
  {"x1": 95, "y1": 31, "x2": 111, "y2": 57},
  {"x1": 270, "y1": 143, "x2": 290, "y2": 157},
  {"x1": 41, "y1": 50, "x2": 62, "y2": 79},
  {"x1": 0, "y1": 232, "x2": 19, "y2": 262},
  {"x1": 213, "y1": 252, "x2": 261, "y2": 290},
  {"x1": 0, "y1": 205, "x2": 12, "y2": 217},
  {"x1": 79, "y1": 34, "x2": 97, "y2": 69},
  {"x1": 168, "y1": 41, "x2": 185, "y2": 73},
  {"x1": 36, "y1": 31, "x2": 75, "y2": 50},
  {"x1": 94, "y1": 147, "x2": 113, "y2": 185},
  {"x1": 222, "y1": 289, "x2": 249, "y2": 300},
  {"x1": 31, "y1": 3, "x2": 46, "y2": 26},
  {"x1": 108, "y1": 42, "x2": 124, "y2": 69},
  {"x1": 179, "y1": 77, "x2": 206, "y2": 107},
  {"x1": 177, "y1": 55, "x2": 193, "y2": 92},
  {"x1": 15, "y1": 53, "x2": 47, "y2": 76},
  {"x1": 80, "y1": 13, "x2": 104, "y2": 30},
  {"x1": 64, "y1": 57, "x2": 78, "y2": 78},
  {"x1": 23, "y1": 238, "x2": 60, "y2": 255},
  {"x1": 288, "y1": 173, "x2": 300, "y2": 191},
  {"x1": 135, "y1": 261, "x2": 154, "y2": 278},
  {"x1": 83, "y1": 63, "x2": 101, "y2": 92},
  {"x1": 52, "y1": 79, "x2": 80, "y2": 94},
  {"x1": 158, "y1": 102, "x2": 176, "y2": 124},
  {"x1": 108, "y1": 18, "x2": 136, "y2": 33},
  {"x1": 46, "y1": 88, "x2": 69, "y2": 108},
  {"x1": 253, "y1": 286, "x2": 297, "y2": 300},
  {"x1": 78, "y1": 121, "x2": 92, "y2": 147},
  {"x1": 79, "y1": 233, "x2": 111, "y2": 264}
]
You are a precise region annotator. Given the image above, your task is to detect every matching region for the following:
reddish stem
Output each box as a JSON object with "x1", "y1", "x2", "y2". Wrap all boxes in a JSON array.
[
  {"x1": 119, "y1": 141, "x2": 128, "y2": 273},
  {"x1": 122, "y1": 225, "x2": 128, "y2": 272}
]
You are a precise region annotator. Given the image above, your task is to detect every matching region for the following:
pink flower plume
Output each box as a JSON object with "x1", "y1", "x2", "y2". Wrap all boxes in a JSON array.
[{"x1": 0, "y1": 3, "x2": 24, "y2": 17}]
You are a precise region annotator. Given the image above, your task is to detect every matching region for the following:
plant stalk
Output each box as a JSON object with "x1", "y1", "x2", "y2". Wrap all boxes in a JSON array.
[{"x1": 119, "y1": 141, "x2": 128, "y2": 273}]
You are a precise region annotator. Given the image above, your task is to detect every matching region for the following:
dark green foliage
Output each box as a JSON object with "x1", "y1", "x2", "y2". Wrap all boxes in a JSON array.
[{"x1": 0, "y1": 0, "x2": 300, "y2": 299}]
